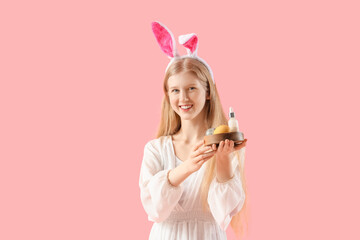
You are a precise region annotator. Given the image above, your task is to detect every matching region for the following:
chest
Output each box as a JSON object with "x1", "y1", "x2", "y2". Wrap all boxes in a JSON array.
[{"x1": 172, "y1": 141, "x2": 193, "y2": 162}]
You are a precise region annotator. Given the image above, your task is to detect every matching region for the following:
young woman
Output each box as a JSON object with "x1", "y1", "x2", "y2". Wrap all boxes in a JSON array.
[{"x1": 139, "y1": 22, "x2": 248, "y2": 240}]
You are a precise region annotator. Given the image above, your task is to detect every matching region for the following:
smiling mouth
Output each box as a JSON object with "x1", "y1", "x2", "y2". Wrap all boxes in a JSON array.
[{"x1": 180, "y1": 105, "x2": 193, "y2": 110}]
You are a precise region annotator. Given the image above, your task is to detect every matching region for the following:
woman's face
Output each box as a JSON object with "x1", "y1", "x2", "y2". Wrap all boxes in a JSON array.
[{"x1": 167, "y1": 71, "x2": 209, "y2": 121}]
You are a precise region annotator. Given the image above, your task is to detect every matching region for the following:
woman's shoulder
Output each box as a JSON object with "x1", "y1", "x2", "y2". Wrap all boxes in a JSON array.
[{"x1": 144, "y1": 135, "x2": 171, "y2": 149}]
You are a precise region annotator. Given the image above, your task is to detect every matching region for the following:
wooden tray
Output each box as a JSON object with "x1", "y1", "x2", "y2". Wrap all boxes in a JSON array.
[{"x1": 204, "y1": 132, "x2": 244, "y2": 146}]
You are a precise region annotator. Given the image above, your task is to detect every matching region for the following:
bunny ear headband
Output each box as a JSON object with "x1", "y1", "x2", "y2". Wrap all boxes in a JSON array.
[{"x1": 151, "y1": 21, "x2": 215, "y2": 84}]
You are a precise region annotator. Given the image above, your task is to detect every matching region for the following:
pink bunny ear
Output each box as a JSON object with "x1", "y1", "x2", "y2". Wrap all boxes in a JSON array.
[
  {"x1": 179, "y1": 33, "x2": 198, "y2": 56},
  {"x1": 151, "y1": 21, "x2": 178, "y2": 58}
]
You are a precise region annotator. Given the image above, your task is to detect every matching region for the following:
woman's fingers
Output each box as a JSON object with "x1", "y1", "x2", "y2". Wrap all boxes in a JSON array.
[
  {"x1": 234, "y1": 139, "x2": 247, "y2": 150},
  {"x1": 197, "y1": 157, "x2": 211, "y2": 166},
  {"x1": 218, "y1": 140, "x2": 225, "y2": 152},
  {"x1": 212, "y1": 144, "x2": 217, "y2": 151},
  {"x1": 227, "y1": 140, "x2": 234, "y2": 151},
  {"x1": 192, "y1": 145, "x2": 212, "y2": 157},
  {"x1": 216, "y1": 139, "x2": 235, "y2": 155},
  {"x1": 191, "y1": 138, "x2": 245, "y2": 163},
  {"x1": 223, "y1": 139, "x2": 231, "y2": 151},
  {"x1": 194, "y1": 150, "x2": 215, "y2": 163},
  {"x1": 192, "y1": 140, "x2": 205, "y2": 152}
]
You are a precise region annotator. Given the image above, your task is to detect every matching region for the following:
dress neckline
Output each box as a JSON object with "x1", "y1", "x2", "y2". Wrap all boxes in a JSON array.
[{"x1": 169, "y1": 135, "x2": 185, "y2": 162}]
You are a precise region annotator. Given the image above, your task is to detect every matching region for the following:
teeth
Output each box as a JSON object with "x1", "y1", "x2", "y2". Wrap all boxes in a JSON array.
[{"x1": 180, "y1": 105, "x2": 192, "y2": 109}]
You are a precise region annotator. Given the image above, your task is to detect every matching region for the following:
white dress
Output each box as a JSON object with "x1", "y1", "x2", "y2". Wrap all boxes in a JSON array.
[{"x1": 139, "y1": 135, "x2": 245, "y2": 240}]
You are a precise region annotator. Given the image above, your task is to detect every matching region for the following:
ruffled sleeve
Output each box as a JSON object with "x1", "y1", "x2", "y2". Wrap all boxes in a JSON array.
[
  {"x1": 207, "y1": 149, "x2": 246, "y2": 231},
  {"x1": 139, "y1": 140, "x2": 184, "y2": 223}
]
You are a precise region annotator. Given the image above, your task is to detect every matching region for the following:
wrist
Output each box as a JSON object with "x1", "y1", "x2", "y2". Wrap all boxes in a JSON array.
[
  {"x1": 216, "y1": 153, "x2": 231, "y2": 164},
  {"x1": 167, "y1": 169, "x2": 176, "y2": 187},
  {"x1": 182, "y1": 161, "x2": 193, "y2": 175},
  {"x1": 216, "y1": 173, "x2": 235, "y2": 183},
  {"x1": 216, "y1": 155, "x2": 233, "y2": 182}
]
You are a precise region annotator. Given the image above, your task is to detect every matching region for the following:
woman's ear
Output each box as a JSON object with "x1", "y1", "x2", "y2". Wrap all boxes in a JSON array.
[{"x1": 206, "y1": 92, "x2": 210, "y2": 100}]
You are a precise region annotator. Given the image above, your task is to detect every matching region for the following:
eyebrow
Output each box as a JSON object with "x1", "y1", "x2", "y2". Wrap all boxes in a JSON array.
[{"x1": 168, "y1": 83, "x2": 198, "y2": 89}]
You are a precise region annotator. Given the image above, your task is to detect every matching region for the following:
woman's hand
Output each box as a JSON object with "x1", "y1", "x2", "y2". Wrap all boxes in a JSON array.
[
  {"x1": 184, "y1": 140, "x2": 216, "y2": 174},
  {"x1": 213, "y1": 139, "x2": 247, "y2": 161},
  {"x1": 212, "y1": 139, "x2": 247, "y2": 182}
]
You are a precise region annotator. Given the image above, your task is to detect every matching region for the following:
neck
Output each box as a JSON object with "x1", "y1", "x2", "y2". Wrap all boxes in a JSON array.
[{"x1": 175, "y1": 111, "x2": 208, "y2": 143}]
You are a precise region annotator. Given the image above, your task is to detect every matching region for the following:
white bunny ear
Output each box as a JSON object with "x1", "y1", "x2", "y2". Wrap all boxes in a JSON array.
[
  {"x1": 179, "y1": 33, "x2": 198, "y2": 57},
  {"x1": 151, "y1": 21, "x2": 179, "y2": 59}
]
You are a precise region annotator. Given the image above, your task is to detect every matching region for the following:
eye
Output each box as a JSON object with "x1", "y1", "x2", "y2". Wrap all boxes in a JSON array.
[
  {"x1": 189, "y1": 87, "x2": 196, "y2": 91},
  {"x1": 171, "y1": 89, "x2": 179, "y2": 93}
]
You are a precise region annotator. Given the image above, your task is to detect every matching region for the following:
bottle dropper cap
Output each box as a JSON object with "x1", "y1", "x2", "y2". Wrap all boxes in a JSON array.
[{"x1": 229, "y1": 107, "x2": 235, "y2": 118}]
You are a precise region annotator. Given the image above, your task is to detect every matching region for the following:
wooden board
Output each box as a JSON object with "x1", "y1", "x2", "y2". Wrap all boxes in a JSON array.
[{"x1": 204, "y1": 132, "x2": 244, "y2": 146}]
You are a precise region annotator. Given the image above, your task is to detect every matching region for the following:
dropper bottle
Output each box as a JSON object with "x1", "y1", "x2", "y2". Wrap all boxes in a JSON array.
[{"x1": 228, "y1": 107, "x2": 239, "y2": 132}]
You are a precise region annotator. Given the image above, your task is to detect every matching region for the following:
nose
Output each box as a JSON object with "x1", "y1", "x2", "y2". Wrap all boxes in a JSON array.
[{"x1": 180, "y1": 90, "x2": 189, "y2": 101}]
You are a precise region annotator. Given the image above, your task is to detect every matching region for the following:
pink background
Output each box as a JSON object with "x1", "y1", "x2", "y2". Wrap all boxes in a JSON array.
[{"x1": 1, "y1": 0, "x2": 359, "y2": 239}]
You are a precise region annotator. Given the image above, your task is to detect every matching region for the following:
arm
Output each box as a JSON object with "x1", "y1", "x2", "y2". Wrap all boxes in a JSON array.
[
  {"x1": 208, "y1": 140, "x2": 246, "y2": 230},
  {"x1": 167, "y1": 163, "x2": 192, "y2": 187},
  {"x1": 139, "y1": 142, "x2": 184, "y2": 223},
  {"x1": 139, "y1": 139, "x2": 216, "y2": 222},
  {"x1": 215, "y1": 151, "x2": 234, "y2": 183},
  {"x1": 168, "y1": 140, "x2": 215, "y2": 187}
]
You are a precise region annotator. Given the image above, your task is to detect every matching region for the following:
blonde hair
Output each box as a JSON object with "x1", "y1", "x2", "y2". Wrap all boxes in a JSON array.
[{"x1": 156, "y1": 57, "x2": 249, "y2": 238}]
